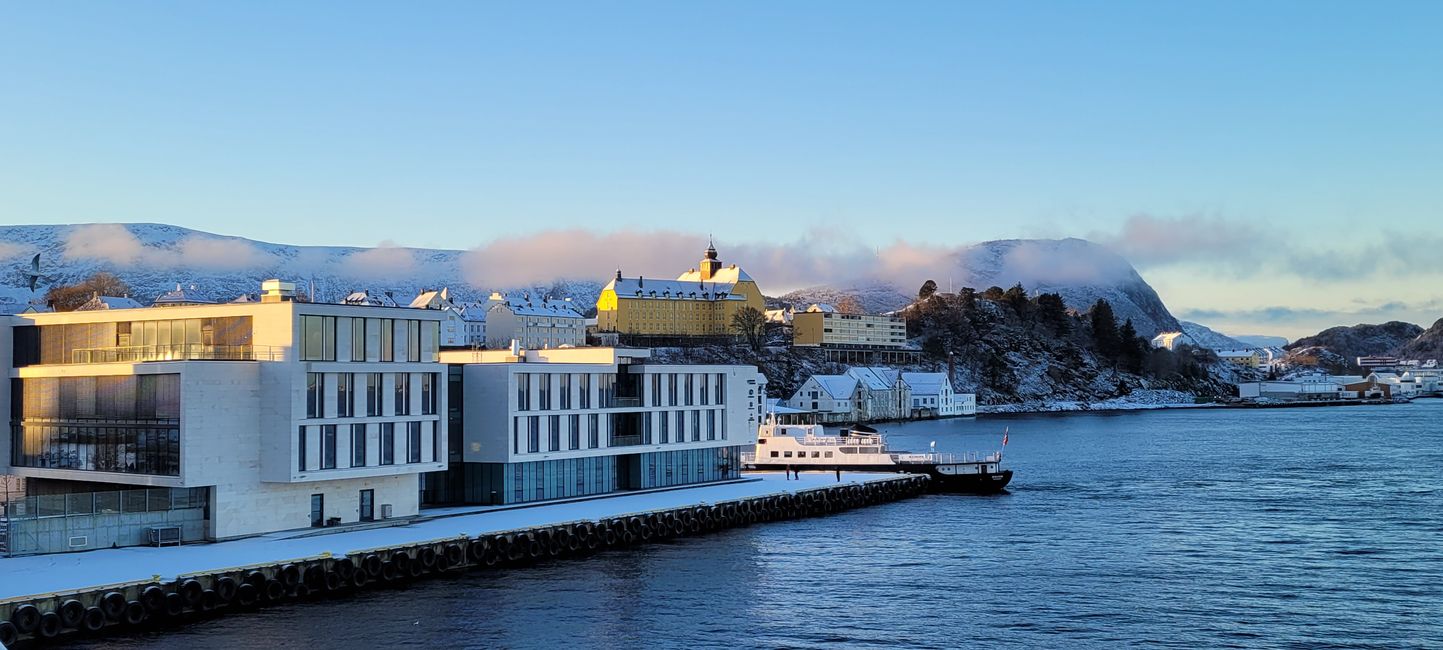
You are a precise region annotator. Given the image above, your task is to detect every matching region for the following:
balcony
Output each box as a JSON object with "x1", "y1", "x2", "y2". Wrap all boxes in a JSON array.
[
  {"x1": 608, "y1": 434, "x2": 644, "y2": 447},
  {"x1": 610, "y1": 396, "x2": 642, "y2": 408},
  {"x1": 70, "y1": 344, "x2": 284, "y2": 364}
]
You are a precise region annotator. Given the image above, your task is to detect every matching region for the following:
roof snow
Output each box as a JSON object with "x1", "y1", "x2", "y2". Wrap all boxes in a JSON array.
[
  {"x1": 847, "y1": 367, "x2": 899, "y2": 390},
  {"x1": 900, "y1": 372, "x2": 952, "y2": 396},
  {"x1": 341, "y1": 290, "x2": 399, "y2": 307},
  {"x1": 76, "y1": 295, "x2": 144, "y2": 311},
  {"x1": 676, "y1": 264, "x2": 754, "y2": 284},
  {"x1": 808, "y1": 375, "x2": 859, "y2": 400},
  {"x1": 604, "y1": 277, "x2": 744, "y2": 302},
  {"x1": 152, "y1": 283, "x2": 215, "y2": 306},
  {"x1": 489, "y1": 292, "x2": 584, "y2": 319}
]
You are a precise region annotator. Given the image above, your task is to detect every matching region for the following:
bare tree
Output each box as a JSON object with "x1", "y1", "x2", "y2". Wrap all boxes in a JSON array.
[
  {"x1": 44, "y1": 272, "x2": 131, "y2": 311},
  {"x1": 731, "y1": 306, "x2": 767, "y2": 352}
]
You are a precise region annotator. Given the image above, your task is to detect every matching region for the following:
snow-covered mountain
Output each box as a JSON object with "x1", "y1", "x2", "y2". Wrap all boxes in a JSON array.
[
  {"x1": 0, "y1": 223, "x2": 602, "y2": 308},
  {"x1": 1179, "y1": 321, "x2": 1249, "y2": 350},
  {"x1": 783, "y1": 238, "x2": 1182, "y2": 336},
  {"x1": 1233, "y1": 334, "x2": 1290, "y2": 348}
]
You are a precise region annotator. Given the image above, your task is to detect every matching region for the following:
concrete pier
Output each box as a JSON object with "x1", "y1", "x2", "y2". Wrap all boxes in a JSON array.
[{"x1": 0, "y1": 472, "x2": 928, "y2": 646}]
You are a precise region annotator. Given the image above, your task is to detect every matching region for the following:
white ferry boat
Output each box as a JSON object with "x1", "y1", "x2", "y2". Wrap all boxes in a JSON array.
[{"x1": 742, "y1": 420, "x2": 1012, "y2": 494}]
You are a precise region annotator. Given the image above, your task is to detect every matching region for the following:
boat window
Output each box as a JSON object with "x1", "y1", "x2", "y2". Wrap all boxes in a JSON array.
[
  {"x1": 769, "y1": 451, "x2": 779, "y2": 458},
  {"x1": 825, "y1": 452, "x2": 834, "y2": 458},
  {"x1": 758, "y1": 439, "x2": 767, "y2": 444},
  {"x1": 812, "y1": 452, "x2": 820, "y2": 458},
  {"x1": 783, "y1": 451, "x2": 793, "y2": 458},
  {"x1": 839, "y1": 447, "x2": 856, "y2": 453}
]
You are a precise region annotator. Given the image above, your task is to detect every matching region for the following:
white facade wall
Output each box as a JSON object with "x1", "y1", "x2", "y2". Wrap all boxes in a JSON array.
[
  {"x1": 485, "y1": 305, "x2": 586, "y2": 350},
  {"x1": 5, "y1": 302, "x2": 447, "y2": 539},
  {"x1": 785, "y1": 377, "x2": 858, "y2": 423}
]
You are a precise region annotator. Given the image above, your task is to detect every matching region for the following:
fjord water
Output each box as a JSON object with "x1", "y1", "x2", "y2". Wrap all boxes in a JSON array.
[{"x1": 86, "y1": 402, "x2": 1443, "y2": 649}]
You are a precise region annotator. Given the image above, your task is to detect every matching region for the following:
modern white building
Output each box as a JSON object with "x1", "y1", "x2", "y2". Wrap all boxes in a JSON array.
[
  {"x1": 1, "y1": 280, "x2": 447, "y2": 552},
  {"x1": 431, "y1": 347, "x2": 765, "y2": 505},
  {"x1": 484, "y1": 292, "x2": 586, "y2": 350},
  {"x1": 900, "y1": 372, "x2": 976, "y2": 417}
]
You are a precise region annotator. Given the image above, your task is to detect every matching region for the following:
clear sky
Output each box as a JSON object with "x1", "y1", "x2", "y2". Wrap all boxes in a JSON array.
[{"x1": 2, "y1": 2, "x2": 1440, "y2": 338}]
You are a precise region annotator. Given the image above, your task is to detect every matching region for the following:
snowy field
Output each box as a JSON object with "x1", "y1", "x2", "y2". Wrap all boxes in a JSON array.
[{"x1": 0, "y1": 472, "x2": 895, "y2": 602}]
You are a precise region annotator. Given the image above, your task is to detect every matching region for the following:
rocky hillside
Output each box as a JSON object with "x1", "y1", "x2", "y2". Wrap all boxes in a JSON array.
[
  {"x1": 1283, "y1": 321, "x2": 1427, "y2": 372},
  {"x1": 1396, "y1": 318, "x2": 1443, "y2": 361},
  {"x1": 1180, "y1": 321, "x2": 1248, "y2": 349},
  {"x1": 779, "y1": 238, "x2": 1182, "y2": 337}
]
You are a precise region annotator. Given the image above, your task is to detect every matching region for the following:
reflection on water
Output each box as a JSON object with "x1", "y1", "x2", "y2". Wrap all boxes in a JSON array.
[{"x1": 74, "y1": 402, "x2": 1443, "y2": 649}]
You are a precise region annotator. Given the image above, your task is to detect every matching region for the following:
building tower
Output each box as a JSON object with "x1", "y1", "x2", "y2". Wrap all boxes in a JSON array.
[{"x1": 699, "y1": 240, "x2": 721, "y2": 281}]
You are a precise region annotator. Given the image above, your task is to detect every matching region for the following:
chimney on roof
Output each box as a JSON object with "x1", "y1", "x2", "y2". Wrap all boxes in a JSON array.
[
  {"x1": 638, "y1": 275, "x2": 644, "y2": 288},
  {"x1": 615, "y1": 269, "x2": 622, "y2": 281}
]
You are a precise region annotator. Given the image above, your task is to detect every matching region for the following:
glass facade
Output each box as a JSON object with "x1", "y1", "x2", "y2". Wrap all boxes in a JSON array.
[
  {"x1": 11, "y1": 375, "x2": 182, "y2": 476},
  {"x1": 11, "y1": 316, "x2": 253, "y2": 366}
]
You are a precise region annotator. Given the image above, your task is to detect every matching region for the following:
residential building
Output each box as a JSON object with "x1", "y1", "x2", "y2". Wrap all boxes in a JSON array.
[
  {"x1": 784, "y1": 375, "x2": 859, "y2": 424},
  {"x1": 901, "y1": 372, "x2": 976, "y2": 417},
  {"x1": 1151, "y1": 331, "x2": 1185, "y2": 350},
  {"x1": 430, "y1": 347, "x2": 766, "y2": 505},
  {"x1": 75, "y1": 295, "x2": 144, "y2": 311},
  {"x1": 152, "y1": 284, "x2": 215, "y2": 308},
  {"x1": 595, "y1": 243, "x2": 764, "y2": 338},
  {"x1": 484, "y1": 292, "x2": 585, "y2": 350},
  {"x1": 1, "y1": 281, "x2": 447, "y2": 553},
  {"x1": 846, "y1": 367, "x2": 911, "y2": 421},
  {"x1": 459, "y1": 304, "x2": 487, "y2": 348},
  {"x1": 792, "y1": 306, "x2": 906, "y2": 350},
  {"x1": 1214, "y1": 349, "x2": 1262, "y2": 368},
  {"x1": 341, "y1": 290, "x2": 399, "y2": 308},
  {"x1": 408, "y1": 288, "x2": 470, "y2": 348}
]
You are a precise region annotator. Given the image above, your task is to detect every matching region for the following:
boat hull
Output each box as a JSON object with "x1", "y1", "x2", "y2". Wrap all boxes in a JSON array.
[{"x1": 746, "y1": 463, "x2": 1012, "y2": 494}]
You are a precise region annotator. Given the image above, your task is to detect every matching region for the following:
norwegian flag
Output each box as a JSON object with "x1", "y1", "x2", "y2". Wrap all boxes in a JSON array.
[{"x1": 1002, "y1": 427, "x2": 1009, "y2": 447}]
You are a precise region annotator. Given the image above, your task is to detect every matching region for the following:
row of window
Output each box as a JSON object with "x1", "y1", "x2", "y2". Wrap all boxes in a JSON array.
[
  {"x1": 770, "y1": 450, "x2": 835, "y2": 458},
  {"x1": 305, "y1": 372, "x2": 437, "y2": 419},
  {"x1": 300, "y1": 315, "x2": 440, "y2": 363},
  {"x1": 297, "y1": 421, "x2": 439, "y2": 471},
  {"x1": 512, "y1": 409, "x2": 727, "y2": 455},
  {"x1": 648, "y1": 373, "x2": 727, "y2": 407}
]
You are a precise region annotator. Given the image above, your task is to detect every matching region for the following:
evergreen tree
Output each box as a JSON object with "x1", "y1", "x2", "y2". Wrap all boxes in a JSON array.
[
  {"x1": 1035, "y1": 292, "x2": 1069, "y2": 335},
  {"x1": 1090, "y1": 299, "x2": 1120, "y2": 361},
  {"x1": 1118, "y1": 319, "x2": 1144, "y2": 373},
  {"x1": 918, "y1": 279, "x2": 938, "y2": 300}
]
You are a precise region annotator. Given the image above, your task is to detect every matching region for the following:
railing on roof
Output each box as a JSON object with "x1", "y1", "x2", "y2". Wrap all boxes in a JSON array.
[{"x1": 70, "y1": 344, "x2": 284, "y2": 364}]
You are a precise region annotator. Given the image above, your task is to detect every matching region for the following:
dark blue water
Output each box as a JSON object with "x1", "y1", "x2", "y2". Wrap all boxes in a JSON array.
[{"x1": 79, "y1": 402, "x2": 1443, "y2": 648}]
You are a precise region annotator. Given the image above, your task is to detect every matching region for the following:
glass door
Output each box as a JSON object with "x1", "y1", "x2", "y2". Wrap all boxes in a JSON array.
[
  {"x1": 309, "y1": 494, "x2": 324, "y2": 527},
  {"x1": 359, "y1": 489, "x2": 374, "y2": 522}
]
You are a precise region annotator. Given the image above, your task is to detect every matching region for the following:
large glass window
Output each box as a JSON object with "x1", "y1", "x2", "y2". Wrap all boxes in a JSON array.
[
  {"x1": 427, "y1": 321, "x2": 440, "y2": 361},
  {"x1": 407, "y1": 321, "x2": 421, "y2": 362},
  {"x1": 691, "y1": 410, "x2": 701, "y2": 442},
  {"x1": 668, "y1": 374, "x2": 678, "y2": 406},
  {"x1": 701, "y1": 374, "x2": 710, "y2": 405},
  {"x1": 336, "y1": 374, "x2": 353, "y2": 418},
  {"x1": 321, "y1": 425, "x2": 337, "y2": 469},
  {"x1": 351, "y1": 318, "x2": 367, "y2": 361},
  {"x1": 659, "y1": 410, "x2": 670, "y2": 444},
  {"x1": 598, "y1": 375, "x2": 616, "y2": 408},
  {"x1": 560, "y1": 374, "x2": 572, "y2": 409},
  {"x1": 548, "y1": 415, "x2": 561, "y2": 451},
  {"x1": 421, "y1": 374, "x2": 436, "y2": 415},
  {"x1": 528, "y1": 416, "x2": 540, "y2": 453},
  {"x1": 395, "y1": 373, "x2": 411, "y2": 415},
  {"x1": 539, "y1": 373, "x2": 552, "y2": 410},
  {"x1": 297, "y1": 426, "x2": 307, "y2": 471},
  {"x1": 517, "y1": 374, "x2": 530, "y2": 411},
  {"x1": 579, "y1": 374, "x2": 590, "y2": 408},
  {"x1": 684, "y1": 374, "x2": 694, "y2": 406},
  {"x1": 715, "y1": 373, "x2": 726, "y2": 404},
  {"x1": 707, "y1": 411, "x2": 716, "y2": 441},
  {"x1": 407, "y1": 422, "x2": 422, "y2": 463},
  {"x1": 301, "y1": 315, "x2": 336, "y2": 361},
  {"x1": 366, "y1": 373, "x2": 382, "y2": 416},
  {"x1": 651, "y1": 374, "x2": 662, "y2": 407},
  {"x1": 306, "y1": 373, "x2": 324, "y2": 418},
  {"x1": 380, "y1": 319, "x2": 394, "y2": 362},
  {"x1": 587, "y1": 414, "x2": 599, "y2": 449},
  {"x1": 380, "y1": 423, "x2": 395, "y2": 465},
  {"x1": 569, "y1": 414, "x2": 580, "y2": 450},
  {"x1": 643, "y1": 413, "x2": 653, "y2": 444},
  {"x1": 351, "y1": 424, "x2": 367, "y2": 467}
]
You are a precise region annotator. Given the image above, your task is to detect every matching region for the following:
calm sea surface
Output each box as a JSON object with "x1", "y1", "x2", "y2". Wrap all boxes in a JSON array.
[{"x1": 75, "y1": 402, "x2": 1443, "y2": 649}]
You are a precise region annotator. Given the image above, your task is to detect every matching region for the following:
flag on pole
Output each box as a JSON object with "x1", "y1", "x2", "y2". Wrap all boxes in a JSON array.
[{"x1": 1002, "y1": 427, "x2": 1009, "y2": 447}]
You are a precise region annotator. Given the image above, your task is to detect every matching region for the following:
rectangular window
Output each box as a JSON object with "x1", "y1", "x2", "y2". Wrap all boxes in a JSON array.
[
  {"x1": 707, "y1": 410, "x2": 716, "y2": 441},
  {"x1": 560, "y1": 374, "x2": 572, "y2": 409},
  {"x1": 539, "y1": 373, "x2": 551, "y2": 410},
  {"x1": 701, "y1": 374, "x2": 710, "y2": 405},
  {"x1": 569, "y1": 414, "x2": 580, "y2": 450},
  {"x1": 351, "y1": 317, "x2": 366, "y2": 361},
  {"x1": 421, "y1": 373, "x2": 436, "y2": 415},
  {"x1": 579, "y1": 374, "x2": 591, "y2": 408},
  {"x1": 528, "y1": 416, "x2": 541, "y2": 453},
  {"x1": 395, "y1": 373, "x2": 411, "y2": 415},
  {"x1": 643, "y1": 412, "x2": 653, "y2": 444},
  {"x1": 301, "y1": 315, "x2": 336, "y2": 361},
  {"x1": 336, "y1": 373, "x2": 353, "y2": 417},
  {"x1": 351, "y1": 424, "x2": 367, "y2": 467},
  {"x1": 321, "y1": 424, "x2": 337, "y2": 469},
  {"x1": 298, "y1": 425, "x2": 308, "y2": 471},
  {"x1": 408, "y1": 320, "x2": 421, "y2": 362},
  {"x1": 715, "y1": 373, "x2": 726, "y2": 404},
  {"x1": 512, "y1": 417, "x2": 520, "y2": 454},
  {"x1": 684, "y1": 374, "x2": 694, "y2": 406},
  {"x1": 691, "y1": 410, "x2": 700, "y2": 442},
  {"x1": 676, "y1": 411, "x2": 685, "y2": 444},
  {"x1": 380, "y1": 423, "x2": 395, "y2": 465},
  {"x1": 517, "y1": 373, "x2": 530, "y2": 411},
  {"x1": 651, "y1": 374, "x2": 662, "y2": 406},
  {"x1": 427, "y1": 321, "x2": 440, "y2": 362},
  {"x1": 659, "y1": 410, "x2": 670, "y2": 444},
  {"x1": 587, "y1": 414, "x2": 599, "y2": 449},
  {"x1": 668, "y1": 374, "x2": 678, "y2": 406},
  {"x1": 380, "y1": 319, "x2": 394, "y2": 362},
  {"x1": 408, "y1": 421, "x2": 422, "y2": 463},
  {"x1": 306, "y1": 373, "x2": 324, "y2": 418},
  {"x1": 549, "y1": 415, "x2": 561, "y2": 451},
  {"x1": 432, "y1": 421, "x2": 441, "y2": 462},
  {"x1": 366, "y1": 373, "x2": 382, "y2": 416}
]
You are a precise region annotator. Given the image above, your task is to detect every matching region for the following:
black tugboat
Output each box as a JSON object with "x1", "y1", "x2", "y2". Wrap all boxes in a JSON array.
[{"x1": 742, "y1": 420, "x2": 1012, "y2": 494}]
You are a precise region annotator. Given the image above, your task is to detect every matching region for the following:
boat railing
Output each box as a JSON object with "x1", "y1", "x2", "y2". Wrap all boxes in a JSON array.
[{"x1": 894, "y1": 451, "x2": 1001, "y2": 464}]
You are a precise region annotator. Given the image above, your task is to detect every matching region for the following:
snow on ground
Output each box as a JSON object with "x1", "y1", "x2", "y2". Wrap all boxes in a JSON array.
[
  {"x1": 0, "y1": 472, "x2": 895, "y2": 602},
  {"x1": 979, "y1": 389, "x2": 1216, "y2": 414}
]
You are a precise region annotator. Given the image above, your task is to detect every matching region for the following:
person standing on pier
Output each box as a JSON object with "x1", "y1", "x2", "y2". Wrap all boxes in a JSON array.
[{"x1": 835, "y1": 468, "x2": 841, "y2": 482}]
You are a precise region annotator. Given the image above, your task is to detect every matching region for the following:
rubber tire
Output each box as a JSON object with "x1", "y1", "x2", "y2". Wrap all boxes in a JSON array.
[
  {"x1": 216, "y1": 576, "x2": 239, "y2": 603},
  {"x1": 264, "y1": 579, "x2": 286, "y2": 601},
  {"x1": 123, "y1": 600, "x2": 146, "y2": 626},
  {"x1": 180, "y1": 578, "x2": 204, "y2": 608},
  {"x1": 325, "y1": 570, "x2": 344, "y2": 592},
  {"x1": 38, "y1": 612, "x2": 62, "y2": 639},
  {"x1": 280, "y1": 563, "x2": 302, "y2": 588},
  {"x1": 9, "y1": 604, "x2": 40, "y2": 634},
  {"x1": 236, "y1": 583, "x2": 259, "y2": 608},
  {"x1": 0, "y1": 621, "x2": 18, "y2": 648},
  {"x1": 140, "y1": 585, "x2": 166, "y2": 613},
  {"x1": 164, "y1": 592, "x2": 185, "y2": 617},
  {"x1": 200, "y1": 589, "x2": 220, "y2": 612},
  {"x1": 59, "y1": 599, "x2": 86, "y2": 629},
  {"x1": 362, "y1": 554, "x2": 383, "y2": 578},
  {"x1": 81, "y1": 607, "x2": 106, "y2": 633},
  {"x1": 100, "y1": 592, "x2": 126, "y2": 621}
]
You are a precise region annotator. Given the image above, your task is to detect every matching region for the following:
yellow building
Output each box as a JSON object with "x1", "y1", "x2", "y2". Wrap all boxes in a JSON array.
[{"x1": 596, "y1": 244, "x2": 764, "y2": 336}]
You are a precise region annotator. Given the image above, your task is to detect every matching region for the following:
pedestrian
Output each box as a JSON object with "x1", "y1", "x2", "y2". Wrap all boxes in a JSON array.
[
  {"x1": 785, "y1": 465, "x2": 792, "y2": 480},
  {"x1": 835, "y1": 468, "x2": 841, "y2": 482}
]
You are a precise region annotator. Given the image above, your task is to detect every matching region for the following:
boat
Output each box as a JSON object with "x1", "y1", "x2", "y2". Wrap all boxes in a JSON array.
[{"x1": 742, "y1": 420, "x2": 1012, "y2": 494}]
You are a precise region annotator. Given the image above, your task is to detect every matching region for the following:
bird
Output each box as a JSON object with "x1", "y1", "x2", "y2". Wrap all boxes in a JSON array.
[{"x1": 25, "y1": 253, "x2": 42, "y2": 292}]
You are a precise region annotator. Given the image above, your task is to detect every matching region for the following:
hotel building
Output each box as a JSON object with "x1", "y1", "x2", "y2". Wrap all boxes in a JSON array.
[{"x1": 1, "y1": 281, "x2": 447, "y2": 552}]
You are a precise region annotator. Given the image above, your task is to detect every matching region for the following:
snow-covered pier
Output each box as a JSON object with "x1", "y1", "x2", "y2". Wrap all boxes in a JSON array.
[{"x1": 0, "y1": 472, "x2": 927, "y2": 646}]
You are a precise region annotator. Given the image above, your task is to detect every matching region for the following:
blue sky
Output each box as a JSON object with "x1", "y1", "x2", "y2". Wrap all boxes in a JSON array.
[{"x1": 2, "y1": 2, "x2": 1441, "y2": 337}]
